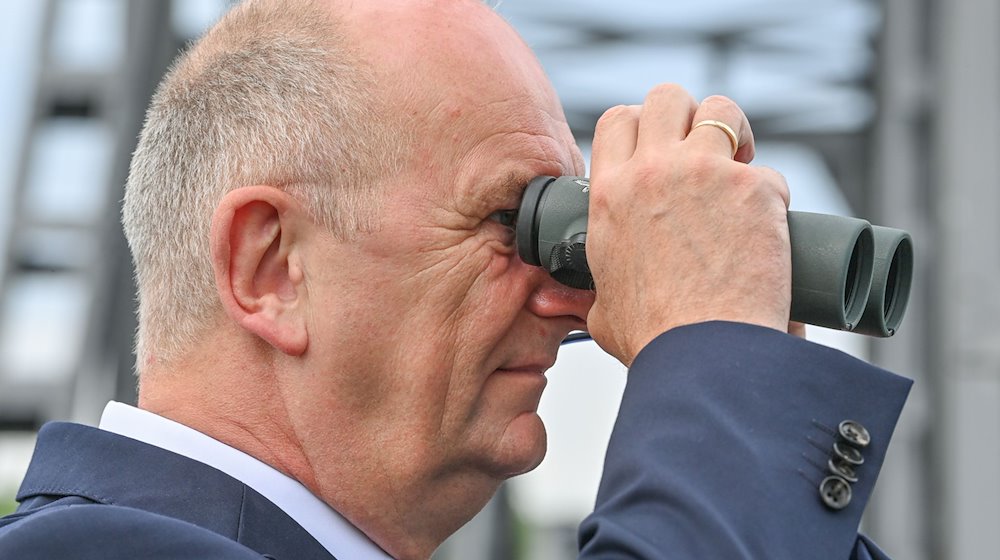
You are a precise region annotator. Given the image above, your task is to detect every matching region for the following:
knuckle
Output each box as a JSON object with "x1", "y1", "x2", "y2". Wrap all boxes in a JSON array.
[
  {"x1": 736, "y1": 171, "x2": 791, "y2": 216},
  {"x1": 700, "y1": 94, "x2": 736, "y2": 108},
  {"x1": 730, "y1": 164, "x2": 761, "y2": 188},
  {"x1": 646, "y1": 83, "x2": 688, "y2": 100},
  {"x1": 596, "y1": 104, "x2": 637, "y2": 128},
  {"x1": 649, "y1": 83, "x2": 687, "y2": 95},
  {"x1": 755, "y1": 166, "x2": 791, "y2": 207},
  {"x1": 583, "y1": 302, "x2": 601, "y2": 328},
  {"x1": 588, "y1": 182, "x2": 610, "y2": 211},
  {"x1": 587, "y1": 173, "x2": 618, "y2": 215},
  {"x1": 631, "y1": 158, "x2": 669, "y2": 189},
  {"x1": 697, "y1": 95, "x2": 744, "y2": 125},
  {"x1": 678, "y1": 151, "x2": 718, "y2": 177},
  {"x1": 586, "y1": 305, "x2": 613, "y2": 343}
]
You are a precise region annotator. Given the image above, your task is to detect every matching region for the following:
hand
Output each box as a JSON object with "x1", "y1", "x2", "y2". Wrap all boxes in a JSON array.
[{"x1": 585, "y1": 85, "x2": 792, "y2": 365}]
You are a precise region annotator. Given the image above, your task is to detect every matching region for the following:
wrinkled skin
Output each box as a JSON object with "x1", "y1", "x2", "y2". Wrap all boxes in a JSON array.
[
  {"x1": 140, "y1": 1, "x2": 794, "y2": 559},
  {"x1": 585, "y1": 89, "x2": 792, "y2": 364}
]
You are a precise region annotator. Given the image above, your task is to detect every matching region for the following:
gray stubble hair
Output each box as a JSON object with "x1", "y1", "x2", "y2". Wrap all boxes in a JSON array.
[{"x1": 122, "y1": 0, "x2": 407, "y2": 372}]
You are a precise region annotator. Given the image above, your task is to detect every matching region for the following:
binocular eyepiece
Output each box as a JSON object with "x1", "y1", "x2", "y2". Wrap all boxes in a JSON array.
[{"x1": 516, "y1": 175, "x2": 914, "y2": 337}]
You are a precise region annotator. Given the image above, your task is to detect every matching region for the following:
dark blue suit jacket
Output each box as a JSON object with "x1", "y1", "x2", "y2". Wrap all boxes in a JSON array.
[
  {"x1": 1, "y1": 322, "x2": 909, "y2": 559},
  {"x1": 578, "y1": 322, "x2": 910, "y2": 559},
  {"x1": 0, "y1": 421, "x2": 333, "y2": 559}
]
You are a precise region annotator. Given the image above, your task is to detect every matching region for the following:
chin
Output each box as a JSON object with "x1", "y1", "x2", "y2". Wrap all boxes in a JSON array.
[{"x1": 494, "y1": 411, "x2": 548, "y2": 478}]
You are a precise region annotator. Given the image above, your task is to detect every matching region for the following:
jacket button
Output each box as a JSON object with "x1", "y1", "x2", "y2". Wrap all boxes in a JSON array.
[
  {"x1": 838, "y1": 420, "x2": 871, "y2": 448},
  {"x1": 819, "y1": 475, "x2": 853, "y2": 510},
  {"x1": 833, "y1": 441, "x2": 864, "y2": 465},
  {"x1": 828, "y1": 458, "x2": 859, "y2": 483}
]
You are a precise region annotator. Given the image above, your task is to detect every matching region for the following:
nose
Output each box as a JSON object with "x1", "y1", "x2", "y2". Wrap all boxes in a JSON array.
[{"x1": 524, "y1": 266, "x2": 594, "y2": 328}]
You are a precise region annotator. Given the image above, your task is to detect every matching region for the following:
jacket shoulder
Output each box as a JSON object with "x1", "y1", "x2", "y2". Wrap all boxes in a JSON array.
[{"x1": 0, "y1": 503, "x2": 265, "y2": 559}]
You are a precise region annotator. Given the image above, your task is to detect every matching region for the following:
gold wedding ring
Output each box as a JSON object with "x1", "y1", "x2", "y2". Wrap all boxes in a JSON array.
[{"x1": 692, "y1": 119, "x2": 739, "y2": 158}]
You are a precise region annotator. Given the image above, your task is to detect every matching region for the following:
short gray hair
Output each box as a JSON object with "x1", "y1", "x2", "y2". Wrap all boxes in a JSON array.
[{"x1": 123, "y1": 0, "x2": 407, "y2": 372}]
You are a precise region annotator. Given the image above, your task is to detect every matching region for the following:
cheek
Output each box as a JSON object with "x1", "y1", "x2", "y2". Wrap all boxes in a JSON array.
[
  {"x1": 461, "y1": 254, "x2": 538, "y2": 339},
  {"x1": 414, "y1": 235, "x2": 528, "y2": 324},
  {"x1": 429, "y1": 254, "x2": 540, "y2": 412},
  {"x1": 385, "y1": 241, "x2": 530, "y2": 381}
]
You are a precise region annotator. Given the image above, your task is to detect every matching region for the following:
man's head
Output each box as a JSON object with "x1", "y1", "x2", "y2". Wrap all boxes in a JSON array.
[
  {"x1": 123, "y1": 0, "x2": 407, "y2": 368},
  {"x1": 125, "y1": 0, "x2": 592, "y2": 556}
]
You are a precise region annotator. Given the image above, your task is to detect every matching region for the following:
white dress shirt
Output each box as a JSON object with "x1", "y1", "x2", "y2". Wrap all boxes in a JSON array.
[{"x1": 99, "y1": 401, "x2": 393, "y2": 560}]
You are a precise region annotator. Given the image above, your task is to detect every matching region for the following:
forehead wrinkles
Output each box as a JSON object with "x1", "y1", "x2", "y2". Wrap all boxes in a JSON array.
[{"x1": 404, "y1": 88, "x2": 572, "y2": 207}]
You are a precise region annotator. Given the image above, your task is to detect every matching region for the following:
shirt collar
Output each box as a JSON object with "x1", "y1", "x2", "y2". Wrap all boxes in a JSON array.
[{"x1": 99, "y1": 401, "x2": 393, "y2": 560}]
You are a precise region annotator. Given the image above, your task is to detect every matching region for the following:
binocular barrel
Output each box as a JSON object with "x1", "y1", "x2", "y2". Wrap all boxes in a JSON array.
[{"x1": 516, "y1": 175, "x2": 914, "y2": 337}]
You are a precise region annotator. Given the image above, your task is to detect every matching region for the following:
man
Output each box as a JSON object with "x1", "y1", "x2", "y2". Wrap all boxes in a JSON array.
[{"x1": 0, "y1": 0, "x2": 910, "y2": 558}]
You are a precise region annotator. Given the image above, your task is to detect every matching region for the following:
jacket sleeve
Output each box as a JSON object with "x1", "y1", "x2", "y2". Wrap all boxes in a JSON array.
[{"x1": 578, "y1": 321, "x2": 911, "y2": 560}]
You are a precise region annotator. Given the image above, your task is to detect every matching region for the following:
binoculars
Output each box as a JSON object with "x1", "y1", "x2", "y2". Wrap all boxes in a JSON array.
[{"x1": 516, "y1": 175, "x2": 914, "y2": 337}]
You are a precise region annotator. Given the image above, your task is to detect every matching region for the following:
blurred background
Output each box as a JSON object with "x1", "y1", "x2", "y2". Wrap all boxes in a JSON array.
[{"x1": 0, "y1": 0, "x2": 995, "y2": 558}]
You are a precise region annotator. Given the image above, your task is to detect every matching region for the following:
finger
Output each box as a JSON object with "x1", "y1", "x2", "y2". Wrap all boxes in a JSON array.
[
  {"x1": 685, "y1": 95, "x2": 755, "y2": 163},
  {"x1": 635, "y1": 84, "x2": 698, "y2": 150},
  {"x1": 592, "y1": 105, "x2": 641, "y2": 170}
]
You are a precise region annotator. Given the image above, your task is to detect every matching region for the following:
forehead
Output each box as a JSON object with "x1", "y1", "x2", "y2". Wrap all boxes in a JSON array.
[
  {"x1": 433, "y1": 76, "x2": 579, "y2": 214},
  {"x1": 345, "y1": 0, "x2": 581, "y2": 200},
  {"x1": 441, "y1": 99, "x2": 578, "y2": 211}
]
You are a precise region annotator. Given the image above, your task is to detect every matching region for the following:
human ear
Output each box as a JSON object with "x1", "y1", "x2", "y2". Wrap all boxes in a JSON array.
[{"x1": 210, "y1": 186, "x2": 308, "y2": 356}]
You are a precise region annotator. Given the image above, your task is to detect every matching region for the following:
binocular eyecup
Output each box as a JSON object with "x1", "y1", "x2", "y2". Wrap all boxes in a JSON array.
[{"x1": 516, "y1": 175, "x2": 913, "y2": 338}]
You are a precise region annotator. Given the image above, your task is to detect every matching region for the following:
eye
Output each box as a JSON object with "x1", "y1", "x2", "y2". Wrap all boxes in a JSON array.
[{"x1": 488, "y1": 209, "x2": 518, "y2": 228}]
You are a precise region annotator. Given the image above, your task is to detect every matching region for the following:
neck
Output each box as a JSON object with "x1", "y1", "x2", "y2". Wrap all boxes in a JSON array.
[
  {"x1": 138, "y1": 356, "x2": 315, "y2": 488},
  {"x1": 340, "y1": 468, "x2": 500, "y2": 560},
  {"x1": 137, "y1": 336, "x2": 501, "y2": 560}
]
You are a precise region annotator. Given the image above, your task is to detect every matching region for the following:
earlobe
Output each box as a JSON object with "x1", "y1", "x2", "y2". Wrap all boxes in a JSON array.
[{"x1": 211, "y1": 186, "x2": 309, "y2": 356}]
